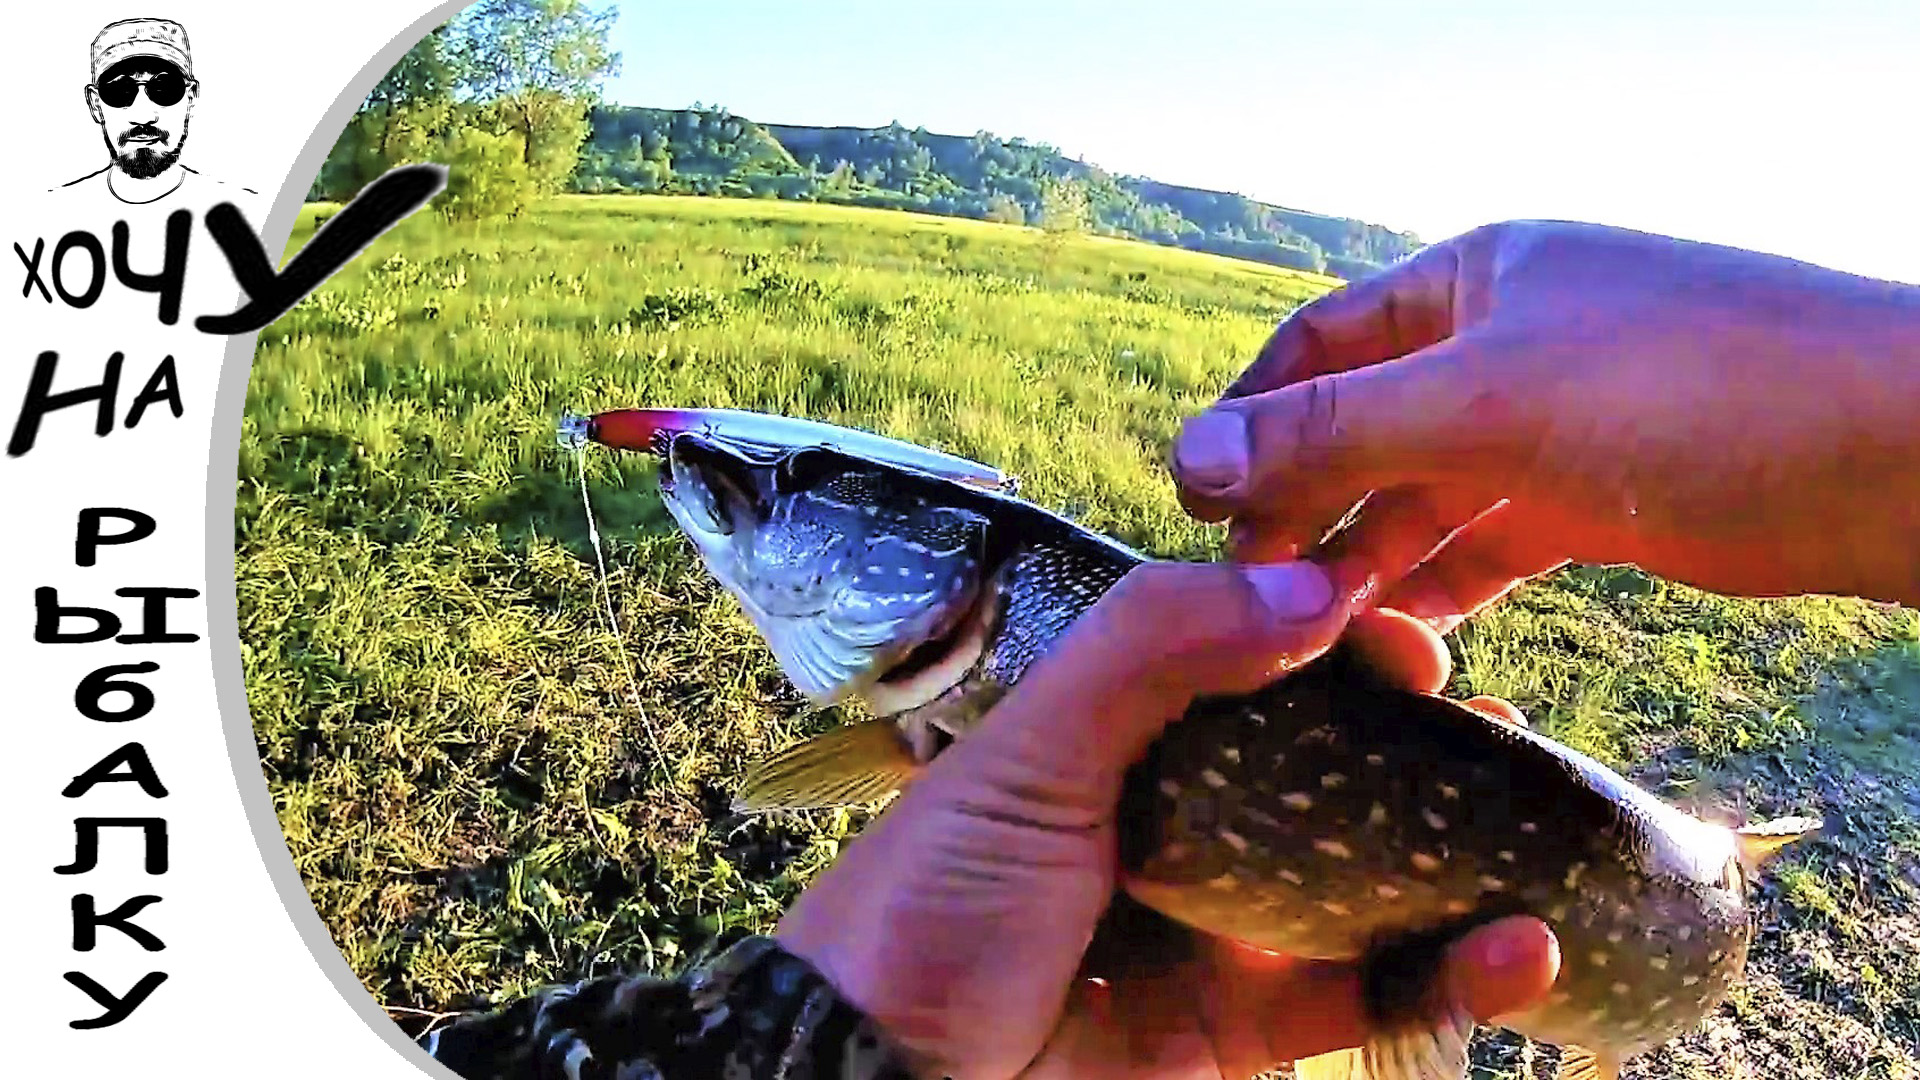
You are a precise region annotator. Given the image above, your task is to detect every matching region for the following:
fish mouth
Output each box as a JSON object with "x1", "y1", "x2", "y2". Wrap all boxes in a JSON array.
[
  {"x1": 874, "y1": 577, "x2": 983, "y2": 684},
  {"x1": 658, "y1": 432, "x2": 757, "y2": 537},
  {"x1": 863, "y1": 569, "x2": 998, "y2": 718}
]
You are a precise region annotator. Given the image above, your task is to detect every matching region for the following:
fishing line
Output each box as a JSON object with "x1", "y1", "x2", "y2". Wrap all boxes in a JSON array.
[{"x1": 572, "y1": 442, "x2": 667, "y2": 774}]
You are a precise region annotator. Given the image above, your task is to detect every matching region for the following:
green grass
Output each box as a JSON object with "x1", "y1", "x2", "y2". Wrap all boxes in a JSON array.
[{"x1": 239, "y1": 194, "x2": 1919, "y2": 1077}]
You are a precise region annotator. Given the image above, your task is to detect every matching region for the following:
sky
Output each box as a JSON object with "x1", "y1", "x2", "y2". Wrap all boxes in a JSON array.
[{"x1": 603, "y1": 0, "x2": 1920, "y2": 284}]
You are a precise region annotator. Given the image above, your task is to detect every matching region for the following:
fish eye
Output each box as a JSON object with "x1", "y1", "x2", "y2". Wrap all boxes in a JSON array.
[{"x1": 775, "y1": 447, "x2": 835, "y2": 492}]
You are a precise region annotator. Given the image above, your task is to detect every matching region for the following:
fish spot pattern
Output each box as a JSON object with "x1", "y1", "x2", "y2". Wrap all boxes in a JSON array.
[{"x1": 1313, "y1": 839, "x2": 1353, "y2": 860}]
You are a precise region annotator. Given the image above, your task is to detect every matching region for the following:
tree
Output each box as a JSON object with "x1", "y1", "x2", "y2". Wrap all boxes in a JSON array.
[
  {"x1": 823, "y1": 160, "x2": 856, "y2": 194},
  {"x1": 312, "y1": 24, "x2": 464, "y2": 200},
  {"x1": 363, "y1": 23, "x2": 462, "y2": 161},
  {"x1": 1039, "y1": 177, "x2": 1091, "y2": 234},
  {"x1": 984, "y1": 193, "x2": 1025, "y2": 226},
  {"x1": 454, "y1": 0, "x2": 621, "y2": 191}
]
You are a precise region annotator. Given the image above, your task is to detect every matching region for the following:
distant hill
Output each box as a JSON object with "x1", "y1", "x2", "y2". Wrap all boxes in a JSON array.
[{"x1": 573, "y1": 104, "x2": 1421, "y2": 278}]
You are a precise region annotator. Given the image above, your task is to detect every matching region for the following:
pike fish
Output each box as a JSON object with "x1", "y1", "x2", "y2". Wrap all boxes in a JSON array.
[{"x1": 572, "y1": 406, "x2": 1821, "y2": 1080}]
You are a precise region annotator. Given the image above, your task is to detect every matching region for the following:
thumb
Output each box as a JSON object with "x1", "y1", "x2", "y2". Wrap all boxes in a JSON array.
[
  {"x1": 952, "y1": 559, "x2": 1359, "y2": 807},
  {"x1": 1172, "y1": 332, "x2": 1535, "y2": 535}
]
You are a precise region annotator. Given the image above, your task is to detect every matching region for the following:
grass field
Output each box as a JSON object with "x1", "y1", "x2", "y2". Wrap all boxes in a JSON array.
[{"x1": 238, "y1": 194, "x2": 1920, "y2": 1078}]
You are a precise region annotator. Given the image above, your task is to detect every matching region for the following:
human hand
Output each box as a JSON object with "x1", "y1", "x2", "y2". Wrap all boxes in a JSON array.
[
  {"x1": 1171, "y1": 220, "x2": 1920, "y2": 629},
  {"x1": 774, "y1": 560, "x2": 1559, "y2": 1079}
]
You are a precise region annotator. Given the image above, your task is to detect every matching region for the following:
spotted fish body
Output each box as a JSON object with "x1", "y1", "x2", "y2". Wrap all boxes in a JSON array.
[
  {"x1": 1128, "y1": 659, "x2": 1761, "y2": 1073},
  {"x1": 629, "y1": 417, "x2": 1818, "y2": 1080}
]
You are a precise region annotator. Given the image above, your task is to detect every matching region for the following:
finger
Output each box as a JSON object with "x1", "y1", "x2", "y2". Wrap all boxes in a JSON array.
[
  {"x1": 1024, "y1": 943, "x2": 1232, "y2": 1080},
  {"x1": 1343, "y1": 608, "x2": 1452, "y2": 694},
  {"x1": 1462, "y1": 695, "x2": 1528, "y2": 727},
  {"x1": 1224, "y1": 479, "x2": 1502, "y2": 597},
  {"x1": 1174, "y1": 331, "x2": 1532, "y2": 528},
  {"x1": 1222, "y1": 484, "x2": 1374, "y2": 567},
  {"x1": 1374, "y1": 501, "x2": 1571, "y2": 635},
  {"x1": 1201, "y1": 915, "x2": 1561, "y2": 1073},
  {"x1": 1312, "y1": 486, "x2": 1507, "y2": 588},
  {"x1": 1443, "y1": 916, "x2": 1562, "y2": 1024},
  {"x1": 1197, "y1": 937, "x2": 1368, "y2": 1077},
  {"x1": 1219, "y1": 238, "x2": 1469, "y2": 402},
  {"x1": 1221, "y1": 497, "x2": 1351, "y2": 566},
  {"x1": 946, "y1": 559, "x2": 1364, "y2": 809}
]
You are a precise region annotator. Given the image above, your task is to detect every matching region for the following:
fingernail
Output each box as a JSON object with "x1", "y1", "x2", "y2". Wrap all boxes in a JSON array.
[
  {"x1": 1174, "y1": 410, "x2": 1249, "y2": 496},
  {"x1": 1477, "y1": 930, "x2": 1523, "y2": 971},
  {"x1": 1244, "y1": 562, "x2": 1336, "y2": 622},
  {"x1": 1472, "y1": 919, "x2": 1550, "y2": 973}
]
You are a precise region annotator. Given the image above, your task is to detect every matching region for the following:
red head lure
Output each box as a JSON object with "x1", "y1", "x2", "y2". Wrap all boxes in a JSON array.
[{"x1": 558, "y1": 407, "x2": 1020, "y2": 496}]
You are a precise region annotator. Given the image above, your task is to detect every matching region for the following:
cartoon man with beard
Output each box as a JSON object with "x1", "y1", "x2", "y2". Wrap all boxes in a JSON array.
[{"x1": 56, "y1": 17, "x2": 256, "y2": 206}]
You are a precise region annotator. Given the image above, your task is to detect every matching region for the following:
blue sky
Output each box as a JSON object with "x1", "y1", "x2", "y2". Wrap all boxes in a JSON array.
[{"x1": 605, "y1": 1, "x2": 1919, "y2": 283}]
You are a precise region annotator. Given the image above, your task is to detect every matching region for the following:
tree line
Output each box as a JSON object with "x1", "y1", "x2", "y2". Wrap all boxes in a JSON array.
[
  {"x1": 568, "y1": 107, "x2": 1419, "y2": 276},
  {"x1": 310, "y1": 0, "x2": 620, "y2": 221},
  {"x1": 311, "y1": 4, "x2": 1419, "y2": 277}
]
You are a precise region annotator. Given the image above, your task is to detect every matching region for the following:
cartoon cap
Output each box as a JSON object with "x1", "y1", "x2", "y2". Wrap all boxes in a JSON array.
[{"x1": 91, "y1": 18, "x2": 193, "y2": 82}]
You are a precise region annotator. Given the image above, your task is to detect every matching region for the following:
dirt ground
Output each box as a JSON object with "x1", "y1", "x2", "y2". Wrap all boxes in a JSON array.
[{"x1": 1472, "y1": 642, "x2": 1920, "y2": 1080}]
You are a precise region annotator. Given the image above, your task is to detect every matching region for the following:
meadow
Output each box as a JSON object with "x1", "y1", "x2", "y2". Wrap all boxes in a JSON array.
[{"x1": 238, "y1": 194, "x2": 1920, "y2": 1078}]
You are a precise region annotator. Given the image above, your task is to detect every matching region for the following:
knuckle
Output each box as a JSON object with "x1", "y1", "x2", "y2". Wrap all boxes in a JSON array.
[
  {"x1": 1286, "y1": 372, "x2": 1344, "y2": 475},
  {"x1": 1106, "y1": 563, "x2": 1267, "y2": 659}
]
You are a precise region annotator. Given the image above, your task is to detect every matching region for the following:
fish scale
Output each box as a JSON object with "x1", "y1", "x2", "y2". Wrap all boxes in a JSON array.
[{"x1": 592, "y1": 407, "x2": 1823, "y2": 1080}]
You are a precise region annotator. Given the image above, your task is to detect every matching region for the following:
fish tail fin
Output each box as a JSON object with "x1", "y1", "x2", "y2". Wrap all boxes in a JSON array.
[
  {"x1": 1735, "y1": 814, "x2": 1823, "y2": 872},
  {"x1": 1558, "y1": 1045, "x2": 1622, "y2": 1080},
  {"x1": 1291, "y1": 1004, "x2": 1474, "y2": 1080}
]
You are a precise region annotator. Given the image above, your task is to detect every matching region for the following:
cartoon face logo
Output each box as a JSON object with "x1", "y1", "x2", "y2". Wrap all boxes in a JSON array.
[{"x1": 84, "y1": 19, "x2": 198, "y2": 180}]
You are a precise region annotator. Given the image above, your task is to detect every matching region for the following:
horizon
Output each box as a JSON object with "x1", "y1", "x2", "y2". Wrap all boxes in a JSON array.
[
  {"x1": 629, "y1": 110, "x2": 1397, "y2": 226},
  {"x1": 605, "y1": 0, "x2": 1919, "y2": 284},
  {"x1": 608, "y1": 108, "x2": 1398, "y2": 230}
]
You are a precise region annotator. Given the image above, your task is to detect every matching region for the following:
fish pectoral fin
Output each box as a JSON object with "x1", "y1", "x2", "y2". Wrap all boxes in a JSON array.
[
  {"x1": 1557, "y1": 1045, "x2": 1621, "y2": 1080},
  {"x1": 1292, "y1": 1007, "x2": 1475, "y2": 1080},
  {"x1": 1735, "y1": 814, "x2": 1823, "y2": 869},
  {"x1": 734, "y1": 718, "x2": 920, "y2": 813}
]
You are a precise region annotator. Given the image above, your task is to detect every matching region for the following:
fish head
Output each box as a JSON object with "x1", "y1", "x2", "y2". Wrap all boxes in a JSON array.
[{"x1": 657, "y1": 429, "x2": 998, "y2": 711}]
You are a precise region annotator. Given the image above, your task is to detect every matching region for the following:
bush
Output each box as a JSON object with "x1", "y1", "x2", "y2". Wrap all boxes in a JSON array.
[
  {"x1": 984, "y1": 193, "x2": 1026, "y2": 226},
  {"x1": 438, "y1": 127, "x2": 538, "y2": 222},
  {"x1": 627, "y1": 287, "x2": 731, "y2": 331}
]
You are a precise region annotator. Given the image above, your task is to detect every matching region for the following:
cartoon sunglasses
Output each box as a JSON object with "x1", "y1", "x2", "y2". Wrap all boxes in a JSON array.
[{"x1": 96, "y1": 67, "x2": 191, "y2": 109}]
